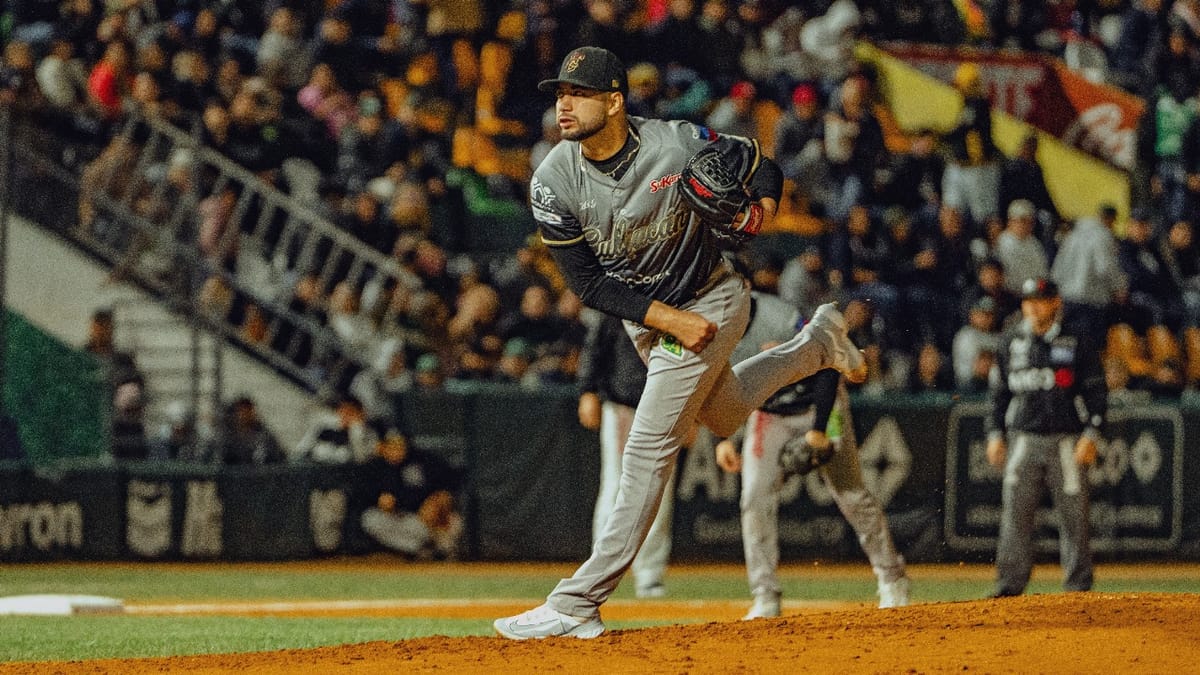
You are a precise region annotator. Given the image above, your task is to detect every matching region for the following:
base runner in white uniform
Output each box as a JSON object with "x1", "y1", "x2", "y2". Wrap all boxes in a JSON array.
[
  {"x1": 716, "y1": 293, "x2": 910, "y2": 619},
  {"x1": 494, "y1": 46, "x2": 866, "y2": 640}
]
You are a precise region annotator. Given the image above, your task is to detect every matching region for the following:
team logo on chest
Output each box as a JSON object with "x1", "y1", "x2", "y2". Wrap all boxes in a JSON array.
[{"x1": 650, "y1": 173, "x2": 682, "y2": 193}]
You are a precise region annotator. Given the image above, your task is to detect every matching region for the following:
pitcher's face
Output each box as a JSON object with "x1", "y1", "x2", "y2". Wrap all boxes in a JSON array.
[{"x1": 555, "y1": 86, "x2": 613, "y2": 142}]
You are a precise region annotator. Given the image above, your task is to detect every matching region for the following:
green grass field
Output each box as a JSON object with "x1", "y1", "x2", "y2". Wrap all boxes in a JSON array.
[{"x1": 2, "y1": 559, "x2": 1198, "y2": 663}]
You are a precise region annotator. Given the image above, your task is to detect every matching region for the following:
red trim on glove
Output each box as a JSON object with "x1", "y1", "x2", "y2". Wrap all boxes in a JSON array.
[{"x1": 737, "y1": 203, "x2": 764, "y2": 235}]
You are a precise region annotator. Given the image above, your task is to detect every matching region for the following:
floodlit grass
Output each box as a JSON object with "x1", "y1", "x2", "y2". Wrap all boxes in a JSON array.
[
  {"x1": 0, "y1": 616, "x2": 487, "y2": 662},
  {"x1": 0, "y1": 561, "x2": 1196, "y2": 663}
]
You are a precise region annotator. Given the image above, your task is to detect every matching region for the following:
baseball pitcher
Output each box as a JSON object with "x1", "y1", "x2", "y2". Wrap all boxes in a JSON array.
[{"x1": 495, "y1": 46, "x2": 865, "y2": 640}]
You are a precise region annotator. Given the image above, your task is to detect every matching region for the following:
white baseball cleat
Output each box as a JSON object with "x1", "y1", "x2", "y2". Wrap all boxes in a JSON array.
[
  {"x1": 742, "y1": 593, "x2": 781, "y2": 620},
  {"x1": 494, "y1": 603, "x2": 606, "y2": 640},
  {"x1": 636, "y1": 583, "x2": 667, "y2": 599},
  {"x1": 808, "y1": 303, "x2": 867, "y2": 383},
  {"x1": 878, "y1": 577, "x2": 911, "y2": 608}
]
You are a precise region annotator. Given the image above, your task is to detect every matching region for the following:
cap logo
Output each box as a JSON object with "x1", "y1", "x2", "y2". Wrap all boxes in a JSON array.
[{"x1": 566, "y1": 51, "x2": 585, "y2": 73}]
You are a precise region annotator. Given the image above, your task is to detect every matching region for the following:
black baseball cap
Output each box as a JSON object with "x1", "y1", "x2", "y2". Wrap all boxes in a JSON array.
[
  {"x1": 538, "y1": 46, "x2": 628, "y2": 94},
  {"x1": 1021, "y1": 277, "x2": 1059, "y2": 300}
]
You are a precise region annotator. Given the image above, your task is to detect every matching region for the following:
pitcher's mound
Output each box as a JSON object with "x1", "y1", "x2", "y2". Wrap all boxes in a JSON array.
[{"x1": 10, "y1": 592, "x2": 1200, "y2": 674}]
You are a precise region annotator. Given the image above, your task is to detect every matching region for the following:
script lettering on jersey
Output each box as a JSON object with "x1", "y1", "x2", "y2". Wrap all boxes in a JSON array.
[
  {"x1": 586, "y1": 208, "x2": 689, "y2": 260},
  {"x1": 649, "y1": 173, "x2": 681, "y2": 193}
]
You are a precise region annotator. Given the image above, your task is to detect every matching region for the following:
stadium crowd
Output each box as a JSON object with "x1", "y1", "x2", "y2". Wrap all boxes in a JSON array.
[{"x1": 5, "y1": 0, "x2": 1200, "y2": 461}]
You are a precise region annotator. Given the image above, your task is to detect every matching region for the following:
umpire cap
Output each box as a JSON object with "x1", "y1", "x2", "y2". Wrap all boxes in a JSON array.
[
  {"x1": 539, "y1": 46, "x2": 628, "y2": 94},
  {"x1": 1021, "y1": 276, "x2": 1059, "y2": 300}
]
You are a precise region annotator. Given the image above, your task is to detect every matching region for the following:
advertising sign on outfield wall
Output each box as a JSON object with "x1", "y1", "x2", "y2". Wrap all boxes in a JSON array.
[{"x1": 945, "y1": 403, "x2": 1185, "y2": 555}]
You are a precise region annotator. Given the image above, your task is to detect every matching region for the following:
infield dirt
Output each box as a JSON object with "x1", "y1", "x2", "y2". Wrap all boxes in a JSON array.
[{"x1": 5, "y1": 592, "x2": 1198, "y2": 673}]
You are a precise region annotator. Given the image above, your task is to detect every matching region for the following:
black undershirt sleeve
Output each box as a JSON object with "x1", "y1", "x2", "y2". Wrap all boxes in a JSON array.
[
  {"x1": 545, "y1": 239, "x2": 654, "y2": 324},
  {"x1": 808, "y1": 368, "x2": 840, "y2": 433},
  {"x1": 748, "y1": 156, "x2": 784, "y2": 203}
]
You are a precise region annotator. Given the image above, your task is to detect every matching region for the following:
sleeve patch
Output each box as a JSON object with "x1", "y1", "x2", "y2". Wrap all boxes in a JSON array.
[
  {"x1": 531, "y1": 204, "x2": 563, "y2": 225},
  {"x1": 693, "y1": 125, "x2": 720, "y2": 142}
]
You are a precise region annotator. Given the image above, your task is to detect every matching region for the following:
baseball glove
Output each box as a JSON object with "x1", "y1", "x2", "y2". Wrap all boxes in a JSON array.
[
  {"x1": 677, "y1": 138, "x2": 764, "y2": 236},
  {"x1": 778, "y1": 433, "x2": 835, "y2": 479}
]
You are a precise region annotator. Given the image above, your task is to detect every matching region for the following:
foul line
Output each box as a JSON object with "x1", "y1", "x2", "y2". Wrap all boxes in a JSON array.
[{"x1": 125, "y1": 598, "x2": 853, "y2": 616}]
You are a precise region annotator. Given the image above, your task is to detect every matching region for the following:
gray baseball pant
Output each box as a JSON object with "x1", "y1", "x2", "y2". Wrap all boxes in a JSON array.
[
  {"x1": 994, "y1": 432, "x2": 1093, "y2": 596},
  {"x1": 739, "y1": 383, "x2": 905, "y2": 601},
  {"x1": 547, "y1": 274, "x2": 838, "y2": 618}
]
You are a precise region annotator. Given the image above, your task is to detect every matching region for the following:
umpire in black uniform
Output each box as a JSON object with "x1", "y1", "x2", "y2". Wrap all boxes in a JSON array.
[{"x1": 985, "y1": 277, "x2": 1107, "y2": 597}]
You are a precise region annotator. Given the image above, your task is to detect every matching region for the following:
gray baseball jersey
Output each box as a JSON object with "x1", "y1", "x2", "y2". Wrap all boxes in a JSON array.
[{"x1": 531, "y1": 117, "x2": 730, "y2": 308}]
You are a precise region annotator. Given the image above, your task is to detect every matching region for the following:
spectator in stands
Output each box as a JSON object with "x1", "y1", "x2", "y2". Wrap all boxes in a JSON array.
[
  {"x1": 645, "y1": 0, "x2": 706, "y2": 75},
  {"x1": 942, "y1": 62, "x2": 1001, "y2": 231},
  {"x1": 328, "y1": 281, "x2": 376, "y2": 357},
  {"x1": 883, "y1": 205, "x2": 952, "y2": 351},
  {"x1": 35, "y1": 35, "x2": 88, "y2": 114},
  {"x1": 828, "y1": 203, "x2": 899, "y2": 335},
  {"x1": 350, "y1": 342, "x2": 413, "y2": 420},
  {"x1": 657, "y1": 63, "x2": 714, "y2": 123},
  {"x1": 1150, "y1": 33, "x2": 1199, "y2": 226},
  {"x1": 998, "y1": 133, "x2": 1061, "y2": 248},
  {"x1": 777, "y1": 242, "x2": 834, "y2": 319},
  {"x1": 963, "y1": 257, "x2": 1021, "y2": 329},
  {"x1": 530, "y1": 106, "x2": 562, "y2": 170},
  {"x1": 907, "y1": 342, "x2": 956, "y2": 393},
  {"x1": 624, "y1": 63, "x2": 663, "y2": 119},
  {"x1": 705, "y1": 80, "x2": 759, "y2": 139},
  {"x1": 1162, "y1": 219, "x2": 1200, "y2": 328},
  {"x1": 927, "y1": 203, "x2": 978, "y2": 319},
  {"x1": 110, "y1": 374, "x2": 149, "y2": 461},
  {"x1": 1112, "y1": 0, "x2": 1167, "y2": 98},
  {"x1": 742, "y1": 5, "x2": 809, "y2": 99},
  {"x1": 413, "y1": 353, "x2": 445, "y2": 390},
  {"x1": 1118, "y1": 209, "x2": 1185, "y2": 333},
  {"x1": 952, "y1": 297, "x2": 1002, "y2": 393},
  {"x1": 197, "y1": 185, "x2": 239, "y2": 275},
  {"x1": 494, "y1": 337, "x2": 538, "y2": 387},
  {"x1": 994, "y1": 199, "x2": 1050, "y2": 295},
  {"x1": 335, "y1": 189, "x2": 394, "y2": 261},
  {"x1": 695, "y1": 0, "x2": 745, "y2": 95},
  {"x1": 773, "y1": 82, "x2": 825, "y2": 198},
  {"x1": 358, "y1": 427, "x2": 464, "y2": 559},
  {"x1": 272, "y1": 272, "x2": 329, "y2": 370},
  {"x1": 490, "y1": 235, "x2": 564, "y2": 311},
  {"x1": 294, "y1": 394, "x2": 377, "y2": 464},
  {"x1": 168, "y1": 48, "x2": 212, "y2": 117},
  {"x1": 337, "y1": 92, "x2": 409, "y2": 193},
  {"x1": 844, "y1": 297, "x2": 909, "y2": 395},
  {"x1": 496, "y1": 284, "x2": 565, "y2": 352},
  {"x1": 988, "y1": 0, "x2": 1050, "y2": 52},
  {"x1": 800, "y1": 0, "x2": 863, "y2": 91},
  {"x1": 224, "y1": 82, "x2": 289, "y2": 174},
  {"x1": 214, "y1": 396, "x2": 286, "y2": 465},
  {"x1": 85, "y1": 39, "x2": 130, "y2": 121},
  {"x1": 822, "y1": 75, "x2": 886, "y2": 223},
  {"x1": 1052, "y1": 210, "x2": 1129, "y2": 338},
  {"x1": 876, "y1": 127, "x2": 943, "y2": 219},
  {"x1": 149, "y1": 400, "x2": 210, "y2": 462},
  {"x1": 298, "y1": 62, "x2": 357, "y2": 143},
  {"x1": 256, "y1": 6, "x2": 311, "y2": 91}
]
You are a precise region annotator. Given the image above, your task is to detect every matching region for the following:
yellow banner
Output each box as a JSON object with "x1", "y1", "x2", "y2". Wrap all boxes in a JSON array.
[{"x1": 857, "y1": 43, "x2": 1130, "y2": 223}]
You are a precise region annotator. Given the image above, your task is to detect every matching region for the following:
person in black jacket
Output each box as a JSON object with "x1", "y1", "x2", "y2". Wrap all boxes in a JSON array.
[
  {"x1": 985, "y1": 277, "x2": 1107, "y2": 598},
  {"x1": 359, "y1": 427, "x2": 464, "y2": 559}
]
